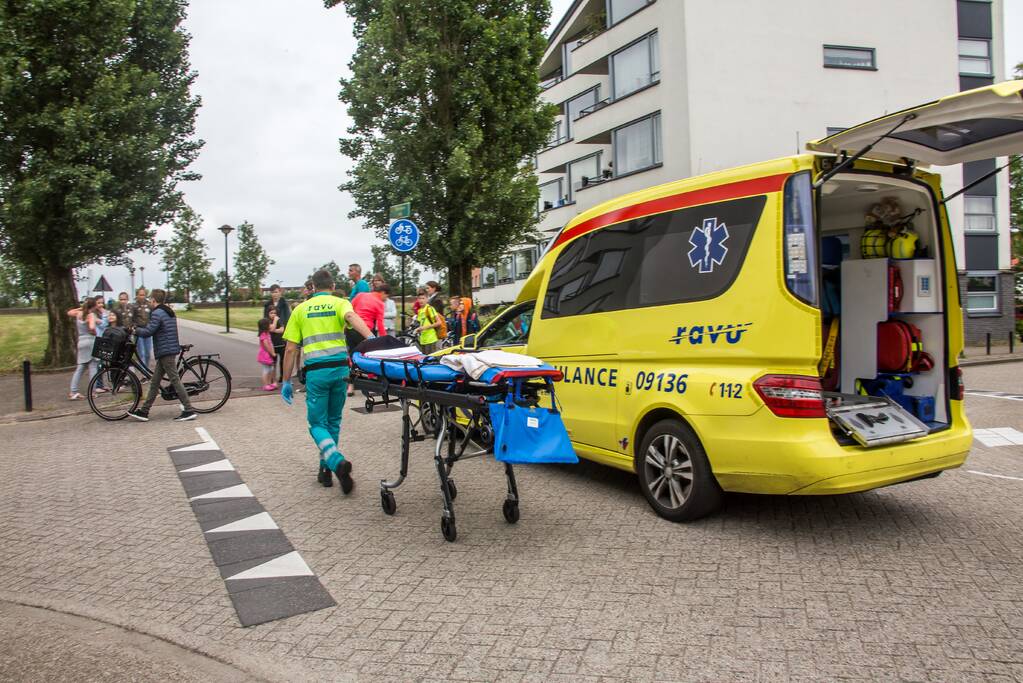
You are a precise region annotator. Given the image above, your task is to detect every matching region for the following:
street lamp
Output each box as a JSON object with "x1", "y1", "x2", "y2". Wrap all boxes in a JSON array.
[
  {"x1": 139, "y1": 265, "x2": 145, "y2": 288},
  {"x1": 219, "y1": 224, "x2": 234, "y2": 333}
]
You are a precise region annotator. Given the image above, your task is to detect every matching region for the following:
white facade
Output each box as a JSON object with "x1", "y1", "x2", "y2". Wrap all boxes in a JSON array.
[{"x1": 473, "y1": 0, "x2": 1009, "y2": 313}]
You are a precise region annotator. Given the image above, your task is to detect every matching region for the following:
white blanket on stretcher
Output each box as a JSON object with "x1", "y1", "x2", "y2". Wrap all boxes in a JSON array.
[
  {"x1": 440, "y1": 350, "x2": 543, "y2": 380},
  {"x1": 363, "y1": 346, "x2": 422, "y2": 360}
]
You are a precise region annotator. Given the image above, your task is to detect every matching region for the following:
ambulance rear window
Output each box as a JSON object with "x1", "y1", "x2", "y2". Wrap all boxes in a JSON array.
[
  {"x1": 783, "y1": 172, "x2": 818, "y2": 307},
  {"x1": 542, "y1": 194, "x2": 766, "y2": 318}
]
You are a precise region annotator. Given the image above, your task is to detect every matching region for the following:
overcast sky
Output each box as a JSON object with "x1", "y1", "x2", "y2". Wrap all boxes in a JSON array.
[{"x1": 86, "y1": 0, "x2": 1021, "y2": 296}]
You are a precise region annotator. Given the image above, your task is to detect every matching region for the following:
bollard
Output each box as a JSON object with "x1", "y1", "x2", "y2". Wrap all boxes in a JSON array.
[
  {"x1": 1011, "y1": 330, "x2": 1016, "y2": 354},
  {"x1": 22, "y1": 360, "x2": 32, "y2": 412},
  {"x1": 986, "y1": 332, "x2": 991, "y2": 355}
]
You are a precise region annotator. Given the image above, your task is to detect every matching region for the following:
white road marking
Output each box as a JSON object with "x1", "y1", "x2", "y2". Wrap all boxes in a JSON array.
[
  {"x1": 205, "y1": 512, "x2": 279, "y2": 534},
  {"x1": 225, "y1": 551, "x2": 314, "y2": 581},
  {"x1": 189, "y1": 483, "x2": 253, "y2": 501},
  {"x1": 965, "y1": 390, "x2": 1023, "y2": 402},
  {"x1": 966, "y1": 470, "x2": 1023, "y2": 482},
  {"x1": 179, "y1": 459, "x2": 235, "y2": 473},
  {"x1": 973, "y1": 428, "x2": 1023, "y2": 448}
]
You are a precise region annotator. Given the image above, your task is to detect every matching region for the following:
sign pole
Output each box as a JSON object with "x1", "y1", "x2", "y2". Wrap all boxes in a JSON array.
[{"x1": 400, "y1": 253, "x2": 407, "y2": 333}]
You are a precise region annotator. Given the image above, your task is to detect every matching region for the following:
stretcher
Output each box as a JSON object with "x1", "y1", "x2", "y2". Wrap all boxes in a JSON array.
[{"x1": 350, "y1": 348, "x2": 565, "y2": 542}]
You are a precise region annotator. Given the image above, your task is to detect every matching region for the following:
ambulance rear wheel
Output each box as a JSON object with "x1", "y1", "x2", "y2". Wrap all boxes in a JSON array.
[{"x1": 636, "y1": 419, "x2": 722, "y2": 522}]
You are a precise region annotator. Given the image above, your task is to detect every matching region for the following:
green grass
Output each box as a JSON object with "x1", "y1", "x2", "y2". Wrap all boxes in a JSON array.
[
  {"x1": 0, "y1": 314, "x2": 49, "y2": 373},
  {"x1": 178, "y1": 307, "x2": 264, "y2": 332}
]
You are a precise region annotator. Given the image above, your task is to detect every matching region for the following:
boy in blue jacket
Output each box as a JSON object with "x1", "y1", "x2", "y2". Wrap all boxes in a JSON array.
[{"x1": 128, "y1": 289, "x2": 196, "y2": 422}]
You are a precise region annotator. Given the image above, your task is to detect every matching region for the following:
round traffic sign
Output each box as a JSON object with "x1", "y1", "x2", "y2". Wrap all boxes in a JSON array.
[{"x1": 388, "y1": 219, "x2": 420, "y2": 253}]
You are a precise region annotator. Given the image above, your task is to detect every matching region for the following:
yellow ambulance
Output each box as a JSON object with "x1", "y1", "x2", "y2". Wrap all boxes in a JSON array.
[{"x1": 460, "y1": 81, "x2": 1023, "y2": 521}]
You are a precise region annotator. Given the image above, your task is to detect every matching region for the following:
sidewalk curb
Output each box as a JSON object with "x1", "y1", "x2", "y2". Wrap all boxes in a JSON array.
[
  {"x1": 959, "y1": 355, "x2": 1023, "y2": 367},
  {"x1": 0, "y1": 594, "x2": 332, "y2": 682},
  {"x1": 0, "y1": 388, "x2": 279, "y2": 425}
]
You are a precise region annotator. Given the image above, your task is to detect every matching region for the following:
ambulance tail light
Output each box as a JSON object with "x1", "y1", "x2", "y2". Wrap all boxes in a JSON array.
[{"x1": 753, "y1": 375, "x2": 826, "y2": 418}]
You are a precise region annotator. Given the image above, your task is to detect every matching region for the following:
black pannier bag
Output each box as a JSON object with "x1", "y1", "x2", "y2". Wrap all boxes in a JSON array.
[{"x1": 91, "y1": 326, "x2": 130, "y2": 364}]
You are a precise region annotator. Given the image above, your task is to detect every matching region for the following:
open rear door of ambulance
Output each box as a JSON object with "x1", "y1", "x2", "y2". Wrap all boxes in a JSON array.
[{"x1": 807, "y1": 80, "x2": 1023, "y2": 165}]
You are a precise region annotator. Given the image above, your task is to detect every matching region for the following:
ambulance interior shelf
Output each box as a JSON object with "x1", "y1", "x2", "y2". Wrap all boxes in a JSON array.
[{"x1": 816, "y1": 174, "x2": 949, "y2": 441}]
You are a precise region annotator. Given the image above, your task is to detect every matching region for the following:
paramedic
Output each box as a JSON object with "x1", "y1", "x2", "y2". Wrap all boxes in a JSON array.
[{"x1": 280, "y1": 269, "x2": 374, "y2": 493}]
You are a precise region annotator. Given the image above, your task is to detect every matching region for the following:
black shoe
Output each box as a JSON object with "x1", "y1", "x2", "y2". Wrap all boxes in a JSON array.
[
  {"x1": 335, "y1": 460, "x2": 353, "y2": 494},
  {"x1": 127, "y1": 408, "x2": 150, "y2": 422},
  {"x1": 317, "y1": 465, "x2": 333, "y2": 487},
  {"x1": 174, "y1": 410, "x2": 197, "y2": 422}
]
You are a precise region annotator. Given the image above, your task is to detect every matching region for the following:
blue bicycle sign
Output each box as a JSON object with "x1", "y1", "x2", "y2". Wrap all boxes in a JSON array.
[{"x1": 388, "y1": 219, "x2": 420, "y2": 253}]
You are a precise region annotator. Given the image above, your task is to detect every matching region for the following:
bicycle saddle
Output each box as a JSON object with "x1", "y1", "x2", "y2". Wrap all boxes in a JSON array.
[{"x1": 180, "y1": 344, "x2": 194, "y2": 352}]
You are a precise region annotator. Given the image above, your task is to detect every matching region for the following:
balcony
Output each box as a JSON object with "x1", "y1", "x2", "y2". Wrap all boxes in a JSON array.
[
  {"x1": 569, "y1": 2, "x2": 661, "y2": 74},
  {"x1": 537, "y1": 136, "x2": 607, "y2": 174},
  {"x1": 541, "y1": 71, "x2": 605, "y2": 107},
  {"x1": 571, "y1": 83, "x2": 663, "y2": 145}
]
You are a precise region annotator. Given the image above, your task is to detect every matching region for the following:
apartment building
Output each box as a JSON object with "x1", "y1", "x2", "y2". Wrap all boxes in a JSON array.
[{"x1": 472, "y1": 0, "x2": 1013, "y2": 344}]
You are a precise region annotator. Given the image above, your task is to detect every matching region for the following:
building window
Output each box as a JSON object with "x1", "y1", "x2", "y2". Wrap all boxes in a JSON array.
[
  {"x1": 607, "y1": 0, "x2": 652, "y2": 26},
  {"x1": 546, "y1": 120, "x2": 564, "y2": 148},
  {"x1": 823, "y1": 45, "x2": 876, "y2": 70},
  {"x1": 613, "y1": 113, "x2": 661, "y2": 176},
  {"x1": 611, "y1": 33, "x2": 660, "y2": 100},
  {"x1": 958, "y1": 38, "x2": 992, "y2": 76},
  {"x1": 539, "y1": 179, "x2": 564, "y2": 213},
  {"x1": 565, "y1": 87, "x2": 598, "y2": 138},
  {"x1": 481, "y1": 266, "x2": 496, "y2": 288},
  {"x1": 568, "y1": 153, "x2": 601, "y2": 199},
  {"x1": 515, "y1": 249, "x2": 537, "y2": 280},
  {"x1": 965, "y1": 274, "x2": 998, "y2": 312},
  {"x1": 964, "y1": 196, "x2": 996, "y2": 232},
  {"x1": 497, "y1": 256, "x2": 514, "y2": 284}
]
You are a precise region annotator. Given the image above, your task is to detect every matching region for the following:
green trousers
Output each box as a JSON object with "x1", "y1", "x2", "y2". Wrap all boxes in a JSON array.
[{"x1": 304, "y1": 363, "x2": 349, "y2": 470}]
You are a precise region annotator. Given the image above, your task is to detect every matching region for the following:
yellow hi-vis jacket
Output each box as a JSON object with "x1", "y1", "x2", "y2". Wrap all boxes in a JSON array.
[{"x1": 282, "y1": 292, "x2": 353, "y2": 367}]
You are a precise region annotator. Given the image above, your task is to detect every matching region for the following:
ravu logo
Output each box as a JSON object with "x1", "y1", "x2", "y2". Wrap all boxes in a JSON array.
[{"x1": 669, "y1": 322, "x2": 753, "y2": 345}]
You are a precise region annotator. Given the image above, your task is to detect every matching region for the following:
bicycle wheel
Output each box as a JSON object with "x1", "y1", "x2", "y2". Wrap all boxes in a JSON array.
[
  {"x1": 87, "y1": 366, "x2": 142, "y2": 421},
  {"x1": 180, "y1": 358, "x2": 232, "y2": 414}
]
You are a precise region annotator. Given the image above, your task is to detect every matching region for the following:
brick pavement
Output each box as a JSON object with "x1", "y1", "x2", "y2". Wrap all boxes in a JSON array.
[{"x1": 0, "y1": 391, "x2": 1021, "y2": 681}]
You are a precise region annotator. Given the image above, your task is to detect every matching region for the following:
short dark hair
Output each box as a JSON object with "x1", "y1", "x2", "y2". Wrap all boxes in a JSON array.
[
  {"x1": 426, "y1": 280, "x2": 440, "y2": 292},
  {"x1": 269, "y1": 284, "x2": 280, "y2": 292},
  {"x1": 417, "y1": 287, "x2": 428, "y2": 296},
  {"x1": 312, "y1": 270, "x2": 334, "y2": 291},
  {"x1": 136, "y1": 287, "x2": 147, "y2": 295},
  {"x1": 376, "y1": 283, "x2": 391, "y2": 295},
  {"x1": 150, "y1": 289, "x2": 167, "y2": 304},
  {"x1": 304, "y1": 279, "x2": 313, "y2": 289},
  {"x1": 118, "y1": 291, "x2": 128, "y2": 298},
  {"x1": 349, "y1": 263, "x2": 361, "y2": 272}
]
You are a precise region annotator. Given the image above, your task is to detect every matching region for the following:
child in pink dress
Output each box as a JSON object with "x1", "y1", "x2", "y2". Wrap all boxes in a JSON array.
[{"x1": 257, "y1": 318, "x2": 277, "y2": 391}]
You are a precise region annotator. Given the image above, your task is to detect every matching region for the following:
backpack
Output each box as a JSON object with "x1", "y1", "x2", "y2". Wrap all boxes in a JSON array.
[
  {"x1": 877, "y1": 320, "x2": 934, "y2": 373},
  {"x1": 426, "y1": 305, "x2": 448, "y2": 339}
]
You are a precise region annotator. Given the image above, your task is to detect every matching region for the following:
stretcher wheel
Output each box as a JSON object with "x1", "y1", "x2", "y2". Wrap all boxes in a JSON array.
[
  {"x1": 502, "y1": 500, "x2": 520, "y2": 524},
  {"x1": 441, "y1": 516, "x2": 457, "y2": 542},
  {"x1": 445, "y1": 479, "x2": 457, "y2": 501},
  {"x1": 365, "y1": 400, "x2": 374, "y2": 413},
  {"x1": 380, "y1": 490, "x2": 396, "y2": 515}
]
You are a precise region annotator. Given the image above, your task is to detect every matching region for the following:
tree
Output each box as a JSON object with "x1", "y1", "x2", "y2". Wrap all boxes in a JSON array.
[
  {"x1": 160, "y1": 207, "x2": 214, "y2": 304},
  {"x1": 232, "y1": 221, "x2": 274, "y2": 300},
  {"x1": 370, "y1": 244, "x2": 421, "y2": 297},
  {"x1": 332, "y1": 0, "x2": 556, "y2": 295},
  {"x1": 0, "y1": 255, "x2": 42, "y2": 307},
  {"x1": 307, "y1": 261, "x2": 344, "y2": 291},
  {"x1": 0, "y1": 1, "x2": 202, "y2": 366},
  {"x1": 214, "y1": 269, "x2": 237, "y2": 302}
]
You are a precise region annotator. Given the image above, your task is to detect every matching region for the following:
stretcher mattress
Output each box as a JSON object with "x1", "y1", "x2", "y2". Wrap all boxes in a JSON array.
[{"x1": 352, "y1": 352, "x2": 562, "y2": 385}]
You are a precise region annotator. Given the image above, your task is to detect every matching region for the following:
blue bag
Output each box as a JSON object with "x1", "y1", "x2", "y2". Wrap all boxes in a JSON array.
[{"x1": 491, "y1": 379, "x2": 577, "y2": 465}]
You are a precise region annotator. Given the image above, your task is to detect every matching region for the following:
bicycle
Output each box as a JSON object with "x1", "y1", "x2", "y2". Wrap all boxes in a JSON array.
[{"x1": 87, "y1": 334, "x2": 232, "y2": 421}]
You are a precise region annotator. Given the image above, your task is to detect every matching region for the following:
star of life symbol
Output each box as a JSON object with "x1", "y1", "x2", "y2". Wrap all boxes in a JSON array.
[{"x1": 687, "y1": 217, "x2": 729, "y2": 274}]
